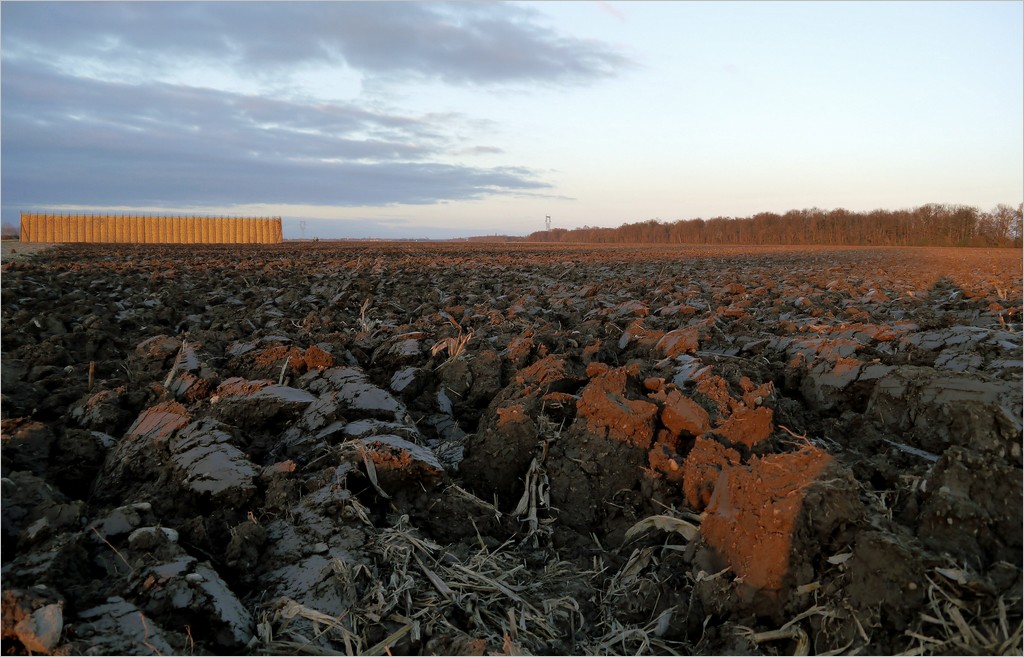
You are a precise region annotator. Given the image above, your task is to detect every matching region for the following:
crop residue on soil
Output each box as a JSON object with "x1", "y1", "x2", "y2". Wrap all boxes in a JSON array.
[{"x1": 2, "y1": 242, "x2": 1021, "y2": 655}]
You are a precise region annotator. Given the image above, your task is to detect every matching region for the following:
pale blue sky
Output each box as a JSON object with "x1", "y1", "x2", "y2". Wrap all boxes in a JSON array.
[{"x1": 2, "y1": 1, "x2": 1021, "y2": 238}]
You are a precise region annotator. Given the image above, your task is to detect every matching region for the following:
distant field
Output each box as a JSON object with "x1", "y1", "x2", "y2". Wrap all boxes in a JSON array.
[{"x1": 0, "y1": 239, "x2": 55, "y2": 263}]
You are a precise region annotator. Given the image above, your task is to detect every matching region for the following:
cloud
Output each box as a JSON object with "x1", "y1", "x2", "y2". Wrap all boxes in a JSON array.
[
  {"x1": 456, "y1": 146, "x2": 506, "y2": 156},
  {"x1": 1, "y1": 61, "x2": 551, "y2": 210},
  {"x1": 0, "y1": 3, "x2": 630, "y2": 219},
  {"x1": 595, "y1": 1, "x2": 627, "y2": 22},
  {"x1": 1, "y1": 3, "x2": 632, "y2": 86}
]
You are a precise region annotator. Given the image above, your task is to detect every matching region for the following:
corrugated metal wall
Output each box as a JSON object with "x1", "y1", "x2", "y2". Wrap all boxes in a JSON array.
[{"x1": 18, "y1": 214, "x2": 284, "y2": 244}]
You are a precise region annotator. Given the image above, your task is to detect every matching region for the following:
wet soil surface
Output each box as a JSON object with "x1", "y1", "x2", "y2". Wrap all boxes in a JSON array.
[{"x1": 2, "y1": 242, "x2": 1021, "y2": 655}]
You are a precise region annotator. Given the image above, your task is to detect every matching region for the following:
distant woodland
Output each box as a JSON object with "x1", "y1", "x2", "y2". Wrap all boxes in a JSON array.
[{"x1": 509, "y1": 203, "x2": 1024, "y2": 247}]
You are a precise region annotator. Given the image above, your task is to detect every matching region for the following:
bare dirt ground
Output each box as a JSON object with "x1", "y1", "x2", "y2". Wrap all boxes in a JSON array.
[
  {"x1": 2, "y1": 242, "x2": 1021, "y2": 655},
  {"x1": 0, "y1": 240, "x2": 56, "y2": 264}
]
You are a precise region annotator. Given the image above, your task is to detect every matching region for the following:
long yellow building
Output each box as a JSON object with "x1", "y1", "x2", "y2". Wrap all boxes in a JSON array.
[{"x1": 18, "y1": 213, "x2": 283, "y2": 244}]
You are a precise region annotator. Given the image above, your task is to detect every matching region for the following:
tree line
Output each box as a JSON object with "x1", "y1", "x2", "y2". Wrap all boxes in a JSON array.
[{"x1": 523, "y1": 203, "x2": 1023, "y2": 247}]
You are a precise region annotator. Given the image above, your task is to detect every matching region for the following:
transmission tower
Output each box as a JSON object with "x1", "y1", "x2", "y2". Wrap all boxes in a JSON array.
[{"x1": 545, "y1": 215, "x2": 551, "y2": 231}]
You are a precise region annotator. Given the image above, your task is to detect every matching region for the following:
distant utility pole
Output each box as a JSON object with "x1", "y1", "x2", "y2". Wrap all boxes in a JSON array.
[{"x1": 545, "y1": 215, "x2": 551, "y2": 231}]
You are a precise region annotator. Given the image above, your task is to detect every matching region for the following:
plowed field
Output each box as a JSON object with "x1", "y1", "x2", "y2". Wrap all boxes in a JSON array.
[{"x1": 2, "y1": 242, "x2": 1021, "y2": 655}]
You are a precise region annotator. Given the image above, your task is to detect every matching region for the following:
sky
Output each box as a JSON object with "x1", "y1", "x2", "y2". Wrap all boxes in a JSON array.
[{"x1": 2, "y1": 1, "x2": 1022, "y2": 239}]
